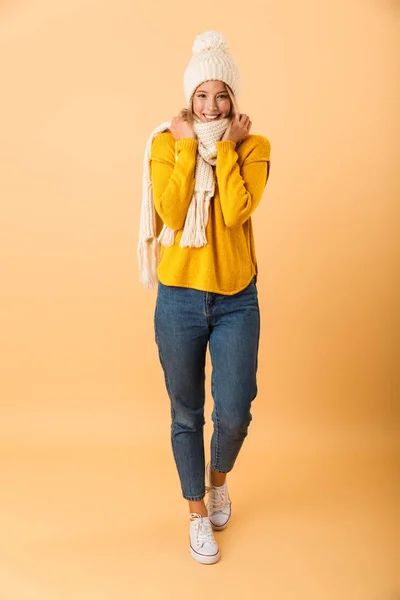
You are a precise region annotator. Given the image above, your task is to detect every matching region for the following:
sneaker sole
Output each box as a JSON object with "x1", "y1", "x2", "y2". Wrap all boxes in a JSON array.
[
  {"x1": 190, "y1": 545, "x2": 220, "y2": 564},
  {"x1": 210, "y1": 520, "x2": 229, "y2": 531}
]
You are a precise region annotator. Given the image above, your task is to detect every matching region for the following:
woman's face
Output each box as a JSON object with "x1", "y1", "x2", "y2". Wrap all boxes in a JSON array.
[{"x1": 192, "y1": 80, "x2": 231, "y2": 122}]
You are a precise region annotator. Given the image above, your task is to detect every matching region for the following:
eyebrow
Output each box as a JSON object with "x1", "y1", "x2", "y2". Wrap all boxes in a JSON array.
[{"x1": 196, "y1": 89, "x2": 228, "y2": 94}]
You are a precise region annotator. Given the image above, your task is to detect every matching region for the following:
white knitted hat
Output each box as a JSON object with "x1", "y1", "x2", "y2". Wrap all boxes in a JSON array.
[{"x1": 183, "y1": 31, "x2": 240, "y2": 106}]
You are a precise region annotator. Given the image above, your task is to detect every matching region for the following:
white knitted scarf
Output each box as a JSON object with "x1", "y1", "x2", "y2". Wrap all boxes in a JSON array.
[{"x1": 137, "y1": 117, "x2": 230, "y2": 289}]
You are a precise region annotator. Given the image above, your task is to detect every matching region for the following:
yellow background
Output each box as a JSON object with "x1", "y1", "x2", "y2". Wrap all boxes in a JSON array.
[{"x1": 0, "y1": 1, "x2": 398, "y2": 598}]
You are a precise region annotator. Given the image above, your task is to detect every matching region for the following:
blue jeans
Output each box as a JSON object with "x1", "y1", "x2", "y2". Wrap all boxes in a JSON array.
[{"x1": 154, "y1": 276, "x2": 260, "y2": 501}]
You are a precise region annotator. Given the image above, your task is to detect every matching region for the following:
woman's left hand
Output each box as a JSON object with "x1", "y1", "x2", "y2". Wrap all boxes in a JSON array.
[{"x1": 221, "y1": 112, "x2": 252, "y2": 143}]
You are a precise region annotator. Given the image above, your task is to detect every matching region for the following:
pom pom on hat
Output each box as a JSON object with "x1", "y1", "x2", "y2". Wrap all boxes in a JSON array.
[
  {"x1": 184, "y1": 30, "x2": 240, "y2": 106},
  {"x1": 192, "y1": 31, "x2": 229, "y2": 54}
]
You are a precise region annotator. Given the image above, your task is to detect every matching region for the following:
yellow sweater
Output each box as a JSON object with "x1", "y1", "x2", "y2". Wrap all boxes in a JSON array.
[{"x1": 150, "y1": 131, "x2": 271, "y2": 295}]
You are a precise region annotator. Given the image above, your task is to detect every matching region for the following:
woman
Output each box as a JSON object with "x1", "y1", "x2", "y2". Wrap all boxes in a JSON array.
[{"x1": 138, "y1": 31, "x2": 271, "y2": 564}]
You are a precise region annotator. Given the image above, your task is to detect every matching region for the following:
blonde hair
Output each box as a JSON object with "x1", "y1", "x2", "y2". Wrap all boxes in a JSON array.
[{"x1": 178, "y1": 83, "x2": 239, "y2": 126}]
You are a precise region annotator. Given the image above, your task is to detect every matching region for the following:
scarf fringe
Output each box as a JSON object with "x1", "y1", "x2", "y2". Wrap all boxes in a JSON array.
[{"x1": 158, "y1": 224, "x2": 175, "y2": 246}]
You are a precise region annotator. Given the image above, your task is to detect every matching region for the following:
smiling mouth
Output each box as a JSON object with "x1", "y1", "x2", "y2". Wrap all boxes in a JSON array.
[{"x1": 203, "y1": 114, "x2": 221, "y2": 120}]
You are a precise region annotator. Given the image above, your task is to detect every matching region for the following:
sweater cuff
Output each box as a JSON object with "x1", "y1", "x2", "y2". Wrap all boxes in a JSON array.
[
  {"x1": 175, "y1": 138, "x2": 198, "y2": 153},
  {"x1": 216, "y1": 140, "x2": 238, "y2": 155}
]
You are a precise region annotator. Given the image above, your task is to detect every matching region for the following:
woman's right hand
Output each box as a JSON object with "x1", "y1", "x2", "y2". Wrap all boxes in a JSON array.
[
  {"x1": 170, "y1": 115, "x2": 196, "y2": 141},
  {"x1": 221, "y1": 112, "x2": 252, "y2": 144}
]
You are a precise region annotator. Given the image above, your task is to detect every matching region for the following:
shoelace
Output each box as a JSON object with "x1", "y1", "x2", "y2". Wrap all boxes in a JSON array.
[
  {"x1": 205, "y1": 483, "x2": 231, "y2": 513},
  {"x1": 190, "y1": 514, "x2": 216, "y2": 547}
]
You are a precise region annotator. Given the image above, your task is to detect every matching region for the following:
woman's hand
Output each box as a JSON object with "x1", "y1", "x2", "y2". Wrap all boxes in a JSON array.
[
  {"x1": 221, "y1": 112, "x2": 252, "y2": 143},
  {"x1": 170, "y1": 115, "x2": 196, "y2": 141}
]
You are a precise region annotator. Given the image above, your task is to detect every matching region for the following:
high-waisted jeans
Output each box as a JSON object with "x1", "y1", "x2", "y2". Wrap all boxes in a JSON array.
[{"x1": 154, "y1": 276, "x2": 260, "y2": 501}]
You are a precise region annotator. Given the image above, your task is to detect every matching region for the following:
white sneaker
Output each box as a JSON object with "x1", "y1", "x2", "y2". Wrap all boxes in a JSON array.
[
  {"x1": 189, "y1": 513, "x2": 220, "y2": 564},
  {"x1": 205, "y1": 462, "x2": 232, "y2": 530}
]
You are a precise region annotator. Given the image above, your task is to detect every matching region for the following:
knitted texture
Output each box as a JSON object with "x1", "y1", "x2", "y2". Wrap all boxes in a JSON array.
[
  {"x1": 184, "y1": 31, "x2": 240, "y2": 105},
  {"x1": 150, "y1": 132, "x2": 271, "y2": 295},
  {"x1": 138, "y1": 117, "x2": 229, "y2": 289}
]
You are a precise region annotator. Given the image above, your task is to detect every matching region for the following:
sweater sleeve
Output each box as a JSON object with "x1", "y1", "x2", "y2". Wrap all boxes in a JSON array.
[
  {"x1": 215, "y1": 135, "x2": 271, "y2": 228},
  {"x1": 150, "y1": 133, "x2": 198, "y2": 231}
]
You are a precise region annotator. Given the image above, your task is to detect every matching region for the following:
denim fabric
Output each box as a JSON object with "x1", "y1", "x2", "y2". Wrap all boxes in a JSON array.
[{"x1": 154, "y1": 276, "x2": 260, "y2": 501}]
